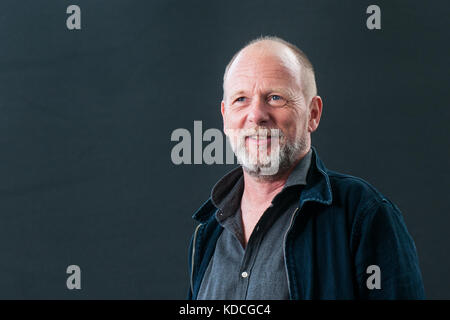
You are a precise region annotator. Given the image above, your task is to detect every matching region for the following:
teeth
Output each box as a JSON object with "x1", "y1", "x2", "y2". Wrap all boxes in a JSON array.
[{"x1": 245, "y1": 131, "x2": 280, "y2": 139}]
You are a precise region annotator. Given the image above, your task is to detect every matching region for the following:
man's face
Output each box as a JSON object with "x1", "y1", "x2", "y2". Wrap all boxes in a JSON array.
[{"x1": 221, "y1": 43, "x2": 311, "y2": 178}]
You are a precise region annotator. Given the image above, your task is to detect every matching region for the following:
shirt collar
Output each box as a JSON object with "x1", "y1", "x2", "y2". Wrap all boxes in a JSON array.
[
  {"x1": 284, "y1": 148, "x2": 312, "y2": 188},
  {"x1": 193, "y1": 146, "x2": 333, "y2": 223},
  {"x1": 210, "y1": 147, "x2": 313, "y2": 215}
]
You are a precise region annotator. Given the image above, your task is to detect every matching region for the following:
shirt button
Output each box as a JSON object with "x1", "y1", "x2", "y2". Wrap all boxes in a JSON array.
[{"x1": 241, "y1": 271, "x2": 249, "y2": 278}]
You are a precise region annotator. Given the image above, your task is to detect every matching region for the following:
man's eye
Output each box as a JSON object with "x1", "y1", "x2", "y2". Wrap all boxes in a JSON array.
[
  {"x1": 268, "y1": 95, "x2": 286, "y2": 106},
  {"x1": 235, "y1": 97, "x2": 246, "y2": 102}
]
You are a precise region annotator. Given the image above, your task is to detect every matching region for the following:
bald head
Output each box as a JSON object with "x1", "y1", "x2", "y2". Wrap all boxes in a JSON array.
[{"x1": 223, "y1": 36, "x2": 317, "y2": 104}]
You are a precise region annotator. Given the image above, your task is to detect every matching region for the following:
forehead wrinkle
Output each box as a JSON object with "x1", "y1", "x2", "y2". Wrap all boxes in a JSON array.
[
  {"x1": 223, "y1": 44, "x2": 305, "y2": 103},
  {"x1": 226, "y1": 64, "x2": 301, "y2": 98},
  {"x1": 230, "y1": 53, "x2": 298, "y2": 78}
]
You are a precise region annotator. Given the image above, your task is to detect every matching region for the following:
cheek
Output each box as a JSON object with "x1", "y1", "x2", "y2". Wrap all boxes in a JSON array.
[
  {"x1": 277, "y1": 115, "x2": 298, "y2": 137},
  {"x1": 278, "y1": 113, "x2": 307, "y2": 141},
  {"x1": 224, "y1": 110, "x2": 245, "y2": 129},
  {"x1": 223, "y1": 112, "x2": 243, "y2": 141}
]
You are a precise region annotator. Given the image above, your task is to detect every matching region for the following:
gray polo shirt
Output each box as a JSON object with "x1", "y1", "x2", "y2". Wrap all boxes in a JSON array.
[{"x1": 197, "y1": 148, "x2": 312, "y2": 300}]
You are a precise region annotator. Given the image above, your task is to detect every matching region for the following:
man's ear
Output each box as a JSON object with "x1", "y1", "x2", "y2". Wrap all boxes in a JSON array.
[
  {"x1": 221, "y1": 100, "x2": 227, "y2": 135},
  {"x1": 308, "y1": 96, "x2": 323, "y2": 133}
]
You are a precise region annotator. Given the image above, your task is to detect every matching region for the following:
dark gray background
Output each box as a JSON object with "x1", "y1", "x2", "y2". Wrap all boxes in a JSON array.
[{"x1": 0, "y1": 0, "x2": 448, "y2": 299}]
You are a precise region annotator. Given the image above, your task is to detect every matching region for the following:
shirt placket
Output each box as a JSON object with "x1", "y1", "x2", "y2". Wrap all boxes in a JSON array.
[{"x1": 238, "y1": 206, "x2": 275, "y2": 299}]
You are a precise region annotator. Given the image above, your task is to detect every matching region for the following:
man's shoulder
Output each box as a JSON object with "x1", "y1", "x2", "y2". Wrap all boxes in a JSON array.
[
  {"x1": 326, "y1": 169, "x2": 384, "y2": 196},
  {"x1": 324, "y1": 169, "x2": 399, "y2": 213}
]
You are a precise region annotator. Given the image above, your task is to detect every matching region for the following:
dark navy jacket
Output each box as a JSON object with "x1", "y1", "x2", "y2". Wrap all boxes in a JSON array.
[{"x1": 187, "y1": 146, "x2": 425, "y2": 299}]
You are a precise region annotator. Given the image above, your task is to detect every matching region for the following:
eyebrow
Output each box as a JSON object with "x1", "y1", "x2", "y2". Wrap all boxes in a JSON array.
[
  {"x1": 228, "y1": 90, "x2": 246, "y2": 97},
  {"x1": 228, "y1": 88, "x2": 294, "y2": 100}
]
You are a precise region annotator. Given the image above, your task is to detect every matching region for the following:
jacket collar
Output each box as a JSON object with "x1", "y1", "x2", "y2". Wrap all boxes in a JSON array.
[
  {"x1": 192, "y1": 145, "x2": 333, "y2": 223},
  {"x1": 296, "y1": 145, "x2": 333, "y2": 210}
]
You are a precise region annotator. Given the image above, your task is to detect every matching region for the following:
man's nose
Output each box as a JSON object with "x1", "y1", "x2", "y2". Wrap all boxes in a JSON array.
[{"x1": 247, "y1": 97, "x2": 270, "y2": 125}]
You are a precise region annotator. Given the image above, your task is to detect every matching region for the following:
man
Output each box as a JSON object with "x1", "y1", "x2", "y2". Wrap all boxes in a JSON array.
[{"x1": 187, "y1": 36, "x2": 424, "y2": 299}]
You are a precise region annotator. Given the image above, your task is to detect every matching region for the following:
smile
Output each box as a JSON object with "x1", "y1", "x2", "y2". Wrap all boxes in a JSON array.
[{"x1": 246, "y1": 135, "x2": 272, "y2": 146}]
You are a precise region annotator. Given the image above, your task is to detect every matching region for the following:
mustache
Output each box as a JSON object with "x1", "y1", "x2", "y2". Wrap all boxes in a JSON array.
[{"x1": 234, "y1": 126, "x2": 283, "y2": 138}]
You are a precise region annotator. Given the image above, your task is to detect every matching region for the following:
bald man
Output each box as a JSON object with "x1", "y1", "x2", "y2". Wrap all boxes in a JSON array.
[{"x1": 187, "y1": 36, "x2": 424, "y2": 300}]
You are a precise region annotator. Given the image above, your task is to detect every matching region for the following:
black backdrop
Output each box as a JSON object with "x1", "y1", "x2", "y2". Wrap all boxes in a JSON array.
[{"x1": 0, "y1": 0, "x2": 448, "y2": 299}]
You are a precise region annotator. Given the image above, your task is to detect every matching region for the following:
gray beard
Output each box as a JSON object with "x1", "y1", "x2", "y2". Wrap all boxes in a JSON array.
[{"x1": 235, "y1": 135, "x2": 308, "y2": 181}]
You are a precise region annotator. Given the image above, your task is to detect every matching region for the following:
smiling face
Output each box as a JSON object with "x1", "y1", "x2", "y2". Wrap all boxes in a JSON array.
[{"x1": 221, "y1": 41, "x2": 320, "y2": 178}]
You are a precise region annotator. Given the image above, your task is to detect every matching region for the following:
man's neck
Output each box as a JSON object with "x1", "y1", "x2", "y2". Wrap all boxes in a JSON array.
[
  {"x1": 241, "y1": 153, "x2": 305, "y2": 207},
  {"x1": 241, "y1": 170, "x2": 290, "y2": 207},
  {"x1": 241, "y1": 145, "x2": 312, "y2": 205}
]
